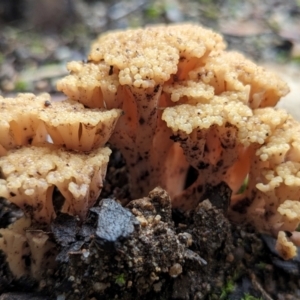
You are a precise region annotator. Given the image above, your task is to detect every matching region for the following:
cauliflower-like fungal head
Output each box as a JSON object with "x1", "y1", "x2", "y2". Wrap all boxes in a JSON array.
[
  {"x1": 162, "y1": 96, "x2": 289, "y2": 210},
  {"x1": 58, "y1": 24, "x2": 225, "y2": 105},
  {"x1": 38, "y1": 100, "x2": 122, "y2": 151},
  {"x1": 57, "y1": 61, "x2": 120, "y2": 109},
  {"x1": 276, "y1": 231, "x2": 297, "y2": 260},
  {"x1": 57, "y1": 24, "x2": 288, "y2": 200},
  {"x1": 88, "y1": 24, "x2": 225, "y2": 88},
  {"x1": 0, "y1": 145, "x2": 111, "y2": 223},
  {"x1": 0, "y1": 93, "x2": 50, "y2": 154},
  {"x1": 0, "y1": 94, "x2": 121, "y2": 153},
  {"x1": 229, "y1": 115, "x2": 300, "y2": 258},
  {"x1": 189, "y1": 52, "x2": 289, "y2": 108},
  {"x1": 277, "y1": 200, "x2": 300, "y2": 231}
]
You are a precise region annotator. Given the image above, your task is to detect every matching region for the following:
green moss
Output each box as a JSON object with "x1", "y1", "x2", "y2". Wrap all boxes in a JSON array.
[
  {"x1": 220, "y1": 279, "x2": 235, "y2": 299},
  {"x1": 241, "y1": 293, "x2": 263, "y2": 300},
  {"x1": 145, "y1": 3, "x2": 163, "y2": 19},
  {"x1": 196, "y1": 0, "x2": 220, "y2": 19},
  {"x1": 114, "y1": 273, "x2": 126, "y2": 286},
  {"x1": 255, "y1": 261, "x2": 267, "y2": 270},
  {"x1": 291, "y1": 57, "x2": 300, "y2": 64},
  {"x1": 15, "y1": 80, "x2": 28, "y2": 92}
]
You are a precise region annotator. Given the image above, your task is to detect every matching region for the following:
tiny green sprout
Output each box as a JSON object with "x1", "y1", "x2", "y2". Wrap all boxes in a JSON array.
[
  {"x1": 291, "y1": 57, "x2": 300, "y2": 64},
  {"x1": 241, "y1": 293, "x2": 263, "y2": 300},
  {"x1": 145, "y1": 3, "x2": 162, "y2": 19},
  {"x1": 220, "y1": 279, "x2": 235, "y2": 299},
  {"x1": 15, "y1": 80, "x2": 28, "y2": 92},
  {"x1": 256, "y1": 261, "x2": 266, "y2": 269},
  {"x1": 115, "y1": 273, "x2": 126, "y2": 286},
  {"x1": 237, "y1": 175, "x2": 249, "y2": 194}
]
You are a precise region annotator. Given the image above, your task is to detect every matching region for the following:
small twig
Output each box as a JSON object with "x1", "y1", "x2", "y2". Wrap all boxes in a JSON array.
[{"x1": 249, "y1": 271, "x2": 274, "y2": 300}]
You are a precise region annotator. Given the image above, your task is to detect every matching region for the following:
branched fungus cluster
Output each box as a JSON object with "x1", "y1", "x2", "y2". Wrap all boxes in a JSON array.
[
  {"x1": 57, "y1": 24, "x2": 300, "y2": 259},
  {"x1": 1, "y1": 23, "x2": 300, "y2": 281},
  {"x1": 0, "y1": 93, "x2": 121, "y2": 277}
]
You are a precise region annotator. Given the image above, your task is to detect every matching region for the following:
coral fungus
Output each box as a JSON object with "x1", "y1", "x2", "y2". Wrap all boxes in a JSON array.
[
  {"x1": 56, "y1": 24, "x2": 300, "y2": 259},
  {"x1": 1, "y1": 23, "x2": 300, "y2": 284}
]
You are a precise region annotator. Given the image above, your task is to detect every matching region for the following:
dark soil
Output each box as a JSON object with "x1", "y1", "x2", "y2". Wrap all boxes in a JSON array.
[{"x1": 1, "y1": 150, "x2": 300, "y2": 299}]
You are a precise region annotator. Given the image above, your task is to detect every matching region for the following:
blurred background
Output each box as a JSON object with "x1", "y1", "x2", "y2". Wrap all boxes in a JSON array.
[{"x1": 0, "y1": 0, "x2": 299, "y2": 118}]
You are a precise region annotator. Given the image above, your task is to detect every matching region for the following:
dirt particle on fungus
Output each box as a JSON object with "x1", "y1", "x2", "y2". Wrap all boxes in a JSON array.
[
  {"x1": 197, "y1": 161, "x2": 209, "y2": 169},
  {"x1": 146, "y1": 93, "x2": 152, "y2": 100},
  {"x1": 154, "y1": 85, "x2": 160, "y2": 93},
  {"x1": 44, "y1": 100, "x2": 51, "y2": 107},
  {"x1": 216, "y1": 159, "x2": 223, "y2": 167},
  {"x1": 139, "y1": 117, "x2": 145, "y2": 125},
  {"x1": 109, "y1": 66, "x2": 113, "y2": 75}
]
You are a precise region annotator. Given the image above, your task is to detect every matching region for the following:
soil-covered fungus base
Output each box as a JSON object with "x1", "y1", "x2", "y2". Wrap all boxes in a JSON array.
[
  {"x1": 1, "y1": 23, "x2": 300, "y2": 299},
  {"x1": 1, "y1": 186, "x2": 300, "y2": 299}
]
